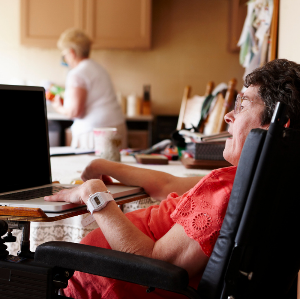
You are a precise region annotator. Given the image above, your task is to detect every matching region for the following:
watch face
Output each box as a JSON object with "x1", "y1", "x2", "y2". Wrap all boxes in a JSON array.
[{"x1": 94, "y1": 196, "x2": 101, "y2": 205}]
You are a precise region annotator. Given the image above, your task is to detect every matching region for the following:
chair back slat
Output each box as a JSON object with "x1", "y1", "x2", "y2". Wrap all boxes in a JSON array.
[
  {"x1": 204, "y1": 81, "x2": 215, "y2": 97},
  {"x1": 177, "y1": 86, "x2": 192, "y2": 131}
]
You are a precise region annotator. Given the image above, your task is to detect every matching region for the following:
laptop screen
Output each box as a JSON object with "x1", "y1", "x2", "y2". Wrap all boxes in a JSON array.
[{"x1": 0, "y1": 84, "x2": 52, "y2": 193}]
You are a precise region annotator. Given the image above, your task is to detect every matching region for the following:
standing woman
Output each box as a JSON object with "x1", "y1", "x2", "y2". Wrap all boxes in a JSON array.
[{"x1": 53, "y1": 28, "x2": 127, "y2": 149}]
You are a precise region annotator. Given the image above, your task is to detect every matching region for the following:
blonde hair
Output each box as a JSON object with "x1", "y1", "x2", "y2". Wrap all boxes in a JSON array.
[{"x1": 57, "y1": 28, "x2": 92, "y2": 58}]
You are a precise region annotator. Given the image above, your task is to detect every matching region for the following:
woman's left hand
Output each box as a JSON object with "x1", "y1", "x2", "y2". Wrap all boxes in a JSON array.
[{"x1": 44, "y1": 179, "x2": 108, "y2": 205}]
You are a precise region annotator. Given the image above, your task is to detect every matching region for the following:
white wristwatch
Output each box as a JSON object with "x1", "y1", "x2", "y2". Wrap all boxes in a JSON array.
[{"x1": 86, "y1": 191, "x2": 114, "y2": 215}]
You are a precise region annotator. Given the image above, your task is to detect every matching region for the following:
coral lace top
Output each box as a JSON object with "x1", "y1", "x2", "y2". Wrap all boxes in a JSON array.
[{"x1": 63, "y1": 166, "x2": 237, "y2": 299}]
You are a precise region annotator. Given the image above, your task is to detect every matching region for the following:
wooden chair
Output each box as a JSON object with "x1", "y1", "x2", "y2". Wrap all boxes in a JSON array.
[
  {"x1": 177, "y1": 79, "x2": 237, "y2": 170},
  {"x1": 177, "y1": 81, "x2": 215, "y2": 131},
  {"x1": 176, "y1": 79, "x2": 237, "y2": 134},
  {"x1": 202, "y1": 78, "x2": 237, "y2": 135}
]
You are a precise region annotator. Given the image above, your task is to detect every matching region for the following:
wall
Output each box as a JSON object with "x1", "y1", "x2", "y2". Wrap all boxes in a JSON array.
[
  {"x1": 0, "y1": 0, "x2": 244, "y2": 115},
  {"x1": 278, "y1": 1, "x2": 300, "y2": 63}
]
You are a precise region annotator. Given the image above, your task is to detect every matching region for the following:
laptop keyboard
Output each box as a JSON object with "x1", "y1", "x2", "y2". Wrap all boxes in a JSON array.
[{"x1": 0, "y1": 186, "x2": 68, "y2": 201}]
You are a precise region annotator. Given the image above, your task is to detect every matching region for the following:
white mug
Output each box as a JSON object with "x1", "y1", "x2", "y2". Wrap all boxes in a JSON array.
[{"x1": 93, "y1": 128, "x2": 121, "y2": 161}]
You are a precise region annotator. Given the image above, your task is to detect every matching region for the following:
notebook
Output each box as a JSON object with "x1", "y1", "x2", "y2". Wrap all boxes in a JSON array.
[
  {"x1": 50, "y1": 146, "x2": 95, "y2": 156},
  {"x1": 0, "y1": 84, "x2": 143, "y2": 212}
]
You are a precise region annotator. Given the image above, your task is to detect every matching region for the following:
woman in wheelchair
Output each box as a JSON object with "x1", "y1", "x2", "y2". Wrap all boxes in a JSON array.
[{"x1": 45, "y1": 59, "x2": 300, "y2": 299}]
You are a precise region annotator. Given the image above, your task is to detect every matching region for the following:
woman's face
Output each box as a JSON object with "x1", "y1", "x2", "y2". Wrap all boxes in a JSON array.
[
  {"x1": 61, "y1": 48, "x2": 76, "y2": 68},
  {"x1": 223, "y1": 85, "x2": 269, "y2": 166}
]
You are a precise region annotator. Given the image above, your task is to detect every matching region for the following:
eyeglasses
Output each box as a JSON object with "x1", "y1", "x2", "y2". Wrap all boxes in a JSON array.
[
  {"x1": 61, "y1": 53, "x2": 68, "y2": 67},
  {"x1": 234, "y1": 94, "x2": 267, "y2": 114}
]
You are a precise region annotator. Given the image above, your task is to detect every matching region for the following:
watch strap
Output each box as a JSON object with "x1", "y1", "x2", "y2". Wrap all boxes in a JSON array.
[
  {"x1": 86, "y1": 198, "x2": 95, "y2": 213},
  {"x1": 87, "y1": 191, "x2": 114, "y2": 214}
]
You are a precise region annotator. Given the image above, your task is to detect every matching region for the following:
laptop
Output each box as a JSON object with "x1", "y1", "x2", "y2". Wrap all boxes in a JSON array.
[{"x1": 0, "y1": 84, "x2": 143, "y2": 212}]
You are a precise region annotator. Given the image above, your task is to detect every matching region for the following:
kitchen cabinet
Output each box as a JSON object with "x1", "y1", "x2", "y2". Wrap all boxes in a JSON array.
[
  {"x1": 126, "y1": 115, "x2": 153, "y2": 149},
  {"x1": 85, "y1": 0, "x2": 151, "y2": 49},
  {"x1": 20, "y1": 0, "x2": 85, "y2": 48},
  {"x1": 20, "y1": 0, "x2": 152, "y2": 49}
]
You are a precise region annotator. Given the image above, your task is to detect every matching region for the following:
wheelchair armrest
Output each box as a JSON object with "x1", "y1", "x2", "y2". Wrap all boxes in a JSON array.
[{"x1": 35, "y1": 241, "x2": 190, "y2": 294}]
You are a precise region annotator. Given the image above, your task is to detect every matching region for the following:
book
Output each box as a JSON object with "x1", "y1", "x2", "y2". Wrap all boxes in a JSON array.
[
  {"x1": 181, "y1": 156, "x2": 232, "y2": 169},
  {"x1": 50, "y1": 146, "x2": 95, "y2": 156},
  {"x1": 179, "y1": 130, "x2": 231, "y2": 143},
  {"x1": 135, "y1": 154, "x2": 169, "y2": 165},
  {"x1": 185, "y1": 142, "x2": 226, "y2": 161}
]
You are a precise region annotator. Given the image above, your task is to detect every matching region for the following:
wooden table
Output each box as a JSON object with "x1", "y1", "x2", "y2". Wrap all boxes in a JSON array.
[
  {"x1": 0, "y1": 192, "x2": 149, "y2": 222},
  {"x1": 3, "y1": 153, "x2": 210, "y2": 255}
]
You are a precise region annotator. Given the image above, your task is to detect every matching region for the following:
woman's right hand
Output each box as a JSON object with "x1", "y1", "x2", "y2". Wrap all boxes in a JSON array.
[
  {"x1": 52, "y1": 94, "x2": 63, "y2": 109},
  {"x1": 81, "y1": 159, "x2": 113, "y2": 183}
]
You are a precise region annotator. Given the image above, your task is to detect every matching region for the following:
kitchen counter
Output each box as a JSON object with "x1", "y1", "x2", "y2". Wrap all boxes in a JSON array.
[
  {"x1": 47, "y1": 112, "x2": 71, "y2": 121},
  {"x1": 47, "y1": 107, "x2": 154, "y2": 147},
  {"x1": 47, "y1": 111, "x2": 153, "y2": 122}
]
